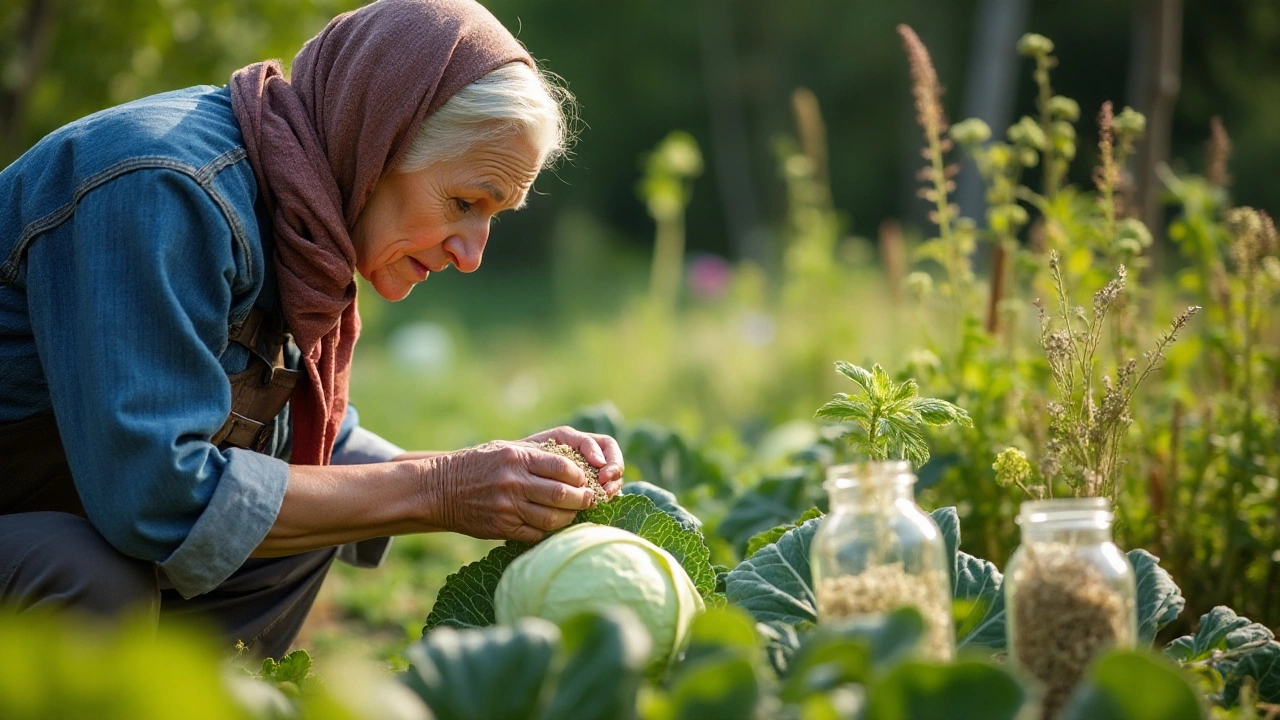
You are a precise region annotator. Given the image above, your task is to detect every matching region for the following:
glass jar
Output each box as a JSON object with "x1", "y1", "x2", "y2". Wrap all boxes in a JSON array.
[
  {"x1": 810, "y1": 461, "x2": 954, "y2": 661},
  {"x1": 1005, "y1": 498, "x2": 1136, "y2": 719}
]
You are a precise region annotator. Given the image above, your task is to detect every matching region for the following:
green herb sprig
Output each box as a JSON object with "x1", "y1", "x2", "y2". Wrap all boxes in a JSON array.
[{"x1": 815, "y1": 362, "x2": 972, "y2": 466}]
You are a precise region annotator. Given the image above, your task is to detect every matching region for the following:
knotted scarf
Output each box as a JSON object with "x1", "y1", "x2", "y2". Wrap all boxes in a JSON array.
[{"x1": 228, "y1": 0, "x2": 532, "y2": 464}]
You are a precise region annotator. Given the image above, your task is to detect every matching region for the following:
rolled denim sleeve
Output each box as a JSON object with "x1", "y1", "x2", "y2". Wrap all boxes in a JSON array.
[
  {"x1": 330, "y1": 405, "x2": 405, "y2": 465},
  {"x1": 25, "y1": 169, "x2": 288, "y2": 598}
]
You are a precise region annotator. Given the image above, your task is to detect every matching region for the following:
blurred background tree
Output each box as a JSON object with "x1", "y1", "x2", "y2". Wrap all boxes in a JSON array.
[{"x1": 4, "y1": 0, "x2": 1277, "y2": 302}]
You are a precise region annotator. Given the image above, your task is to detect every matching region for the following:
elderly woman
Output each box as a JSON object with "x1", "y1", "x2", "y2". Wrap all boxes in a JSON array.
[{"x1": 0, "y1": 0, "x2": 622, "y2": 657}]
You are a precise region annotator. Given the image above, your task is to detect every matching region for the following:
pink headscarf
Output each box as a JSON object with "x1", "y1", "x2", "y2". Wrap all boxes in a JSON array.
[{"x1": 229, "y1": 0, "x2": 532, "y2": 465}]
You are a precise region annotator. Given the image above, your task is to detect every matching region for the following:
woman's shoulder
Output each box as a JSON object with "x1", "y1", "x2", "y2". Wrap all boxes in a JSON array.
[
  {"x1": 17, "y1": 85, "x2": 246, "y2": 183},
  {"x1": 1, "y1": 84, "x2": 262, "y2": 265},
  {"x1": 0, "y1": 85, "x2": 267, "y2": 318}
]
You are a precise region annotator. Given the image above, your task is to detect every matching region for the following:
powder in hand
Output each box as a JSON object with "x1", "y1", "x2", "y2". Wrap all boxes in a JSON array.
[{"x1": 540, "y1": 439, "x2": 608, "y2": 503}]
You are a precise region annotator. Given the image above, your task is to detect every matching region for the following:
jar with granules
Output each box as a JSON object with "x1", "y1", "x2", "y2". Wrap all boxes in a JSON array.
[
  {"x1": 809, "y1": 461, "x2": 954, "y2": 661},
  {"x1": 1005, "y1": 498, "x2": 1136, "y2": 719}
]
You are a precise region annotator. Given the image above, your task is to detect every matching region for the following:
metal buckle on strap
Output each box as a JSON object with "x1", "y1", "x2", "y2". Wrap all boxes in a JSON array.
[{"x1": 212, "y1": 412, "x2": 271, "y2": 452}]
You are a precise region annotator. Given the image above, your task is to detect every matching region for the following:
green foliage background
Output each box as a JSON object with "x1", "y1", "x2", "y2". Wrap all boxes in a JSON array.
[{"x1": 3, "y1": 0, "x2": 1279, "y2": 692}]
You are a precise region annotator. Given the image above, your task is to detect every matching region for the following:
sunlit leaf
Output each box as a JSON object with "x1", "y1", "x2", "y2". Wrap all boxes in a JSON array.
[{"x1": 835, "y1": 362, "x2": 875, "y2": 395}]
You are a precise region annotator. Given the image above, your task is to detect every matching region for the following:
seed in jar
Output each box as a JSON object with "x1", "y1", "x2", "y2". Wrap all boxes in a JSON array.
[
  {"x1": 817, "y1": 562, "x2": 953, "y2": 661},
  {"x1": 1010, "y1": 543, "x2": 1132, "y2": 720}
]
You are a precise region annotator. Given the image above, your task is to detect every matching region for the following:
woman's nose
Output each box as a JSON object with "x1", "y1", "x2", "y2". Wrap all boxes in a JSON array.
[{"x1": 444, "y1": 221, "x2": 489, "y2": 273}]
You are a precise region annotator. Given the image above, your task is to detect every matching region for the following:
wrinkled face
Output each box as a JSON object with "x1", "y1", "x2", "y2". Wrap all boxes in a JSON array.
[{"x1": 352, "y1": 134, "x2": 543, "y2": 301}]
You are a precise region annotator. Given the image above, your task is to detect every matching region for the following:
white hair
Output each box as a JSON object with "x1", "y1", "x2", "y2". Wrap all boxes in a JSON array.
[{"x1": 398, "y1": 61, "x2": 575, "y2": 173}]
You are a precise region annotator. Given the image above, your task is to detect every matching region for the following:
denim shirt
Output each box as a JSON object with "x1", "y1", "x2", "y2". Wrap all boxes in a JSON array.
[{"x1": 0, "y1": 85, "x2": 403, "y2": 598}]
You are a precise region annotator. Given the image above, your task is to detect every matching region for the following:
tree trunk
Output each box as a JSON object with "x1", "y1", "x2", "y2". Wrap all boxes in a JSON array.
[
  {"x1": 0, "y1": 0, "x2": 62, "y2": 163},
  {"x1": 1128, "y1": 0, "x2": 1183, "y2": 273},
  {"x1": 956, "y1": 0, "x2": 1031, "y2": 237},
  {"x1": 695, "y1": 0, "x2": 766, "y2": 265}
]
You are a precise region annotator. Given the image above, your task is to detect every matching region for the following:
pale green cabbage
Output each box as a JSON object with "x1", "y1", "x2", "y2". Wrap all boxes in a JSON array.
[{"x1": 494, "y1": 523, "x2": 704, "y2": 665}]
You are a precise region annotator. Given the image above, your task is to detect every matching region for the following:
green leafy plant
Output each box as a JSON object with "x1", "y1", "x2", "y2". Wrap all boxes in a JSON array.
[
  {"x1": 1166, "y1": 606, "x2": 1280, "y2": 709},
  {"x1": 814, "y1": 361, "x2": 972, "y2": 466},
  {"x1": 423, "y1": 493, "x2": 721, "y2": 636},
  {"x1": 255, "y1": 649, "x2": 314, "y2": 697}
]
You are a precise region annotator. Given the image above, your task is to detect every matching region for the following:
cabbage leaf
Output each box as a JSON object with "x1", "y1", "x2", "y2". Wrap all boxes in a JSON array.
[
  {"x1": 424, "y1": 494, "x2": 718, "y2": 633},
  {"x1": 1165, "y1": 605, "x2": 1280, "y2": 706}
]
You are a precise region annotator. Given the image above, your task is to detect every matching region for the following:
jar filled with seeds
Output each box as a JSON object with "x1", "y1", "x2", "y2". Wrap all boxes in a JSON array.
[
  {"x1": 810, "y1": 461, "x2": 954, "y2": 661},
  {"x1": 1005, "y1": 498, "x2": 1136, "y2": 719}
]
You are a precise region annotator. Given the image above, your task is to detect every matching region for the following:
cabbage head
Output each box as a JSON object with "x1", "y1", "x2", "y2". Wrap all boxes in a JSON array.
[{"x1": 494, "y1": 523, "x2": 704, "y2": 666}]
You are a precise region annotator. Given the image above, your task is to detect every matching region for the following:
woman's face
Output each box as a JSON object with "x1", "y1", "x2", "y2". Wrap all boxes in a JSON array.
[{"x1": 352, "y1": 134, "x2": 543, "y2": 301}]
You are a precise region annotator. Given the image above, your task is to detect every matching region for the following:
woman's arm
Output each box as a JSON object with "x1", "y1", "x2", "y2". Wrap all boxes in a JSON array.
[
  {"x1": 252, "y1": 457, "x2": 443, "y2": 556},
  {"x1": 254, "y1": 438, "x2": 604, "y2": 555},
  {"x1": 393, "y1": 450, "x2": 448, "y2": 461}
]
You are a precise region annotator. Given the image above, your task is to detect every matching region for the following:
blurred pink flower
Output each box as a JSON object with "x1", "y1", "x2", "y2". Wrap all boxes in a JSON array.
[{"x1": 686, "y1": 253, "x2": 732, "y2": 299}]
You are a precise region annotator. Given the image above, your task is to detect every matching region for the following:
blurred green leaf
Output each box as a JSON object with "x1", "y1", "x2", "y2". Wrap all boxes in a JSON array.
[
  {"x1": 757, "y1": 620, "x2": 804, "y2": 676},
  {"x1": 783, "y1": 608, "x2": 925, "y2": 702},
  {"x1": 0, "y1": 612, "x2": 250, "y2": 720},
  {"x1": 716, "y1": 468, "x2": 813, "y2": 554},
  {"x1": 402, "y1": 619, "x2": 558, "y2": 720},
  {"x1": 1223, "y1": 642, "x2": 1280, "y2": 707},
  {"x1": 563, "y1": 402, "x2": 628, "y2": 442},
  {"x1": 1061, "y1": 651, "x2": 1206, "y2": 720},
  {"x1": 663, "y1": 656, "x2": 759, "y2": 720},
  {"x1": 1165, "y1": 606, "x2": 1275, "y2": 663},
  {"x1": 929, "y1": 507, "x2": 1005, "y2": 650},
  {"x1": 541, "y1": 610, "x2": 650, "y2": 720},
  {"x1": 864, "y1": 660, "x2": 1026, "y2": 720},
  {"x1": 624, "y1": 423, "x2": 732, "y2": 500}
]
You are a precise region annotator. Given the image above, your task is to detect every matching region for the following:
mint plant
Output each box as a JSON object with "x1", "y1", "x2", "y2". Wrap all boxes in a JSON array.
[{"x1": 814, "y1": 361, "x2": 972, "y2": 467}]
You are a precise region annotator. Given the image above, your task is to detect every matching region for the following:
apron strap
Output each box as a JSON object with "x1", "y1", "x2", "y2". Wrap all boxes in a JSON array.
[
  {"x1": 213, "y1": 306, "x2": 300, "y2": 452},
  {"x1": 2, "y1": 305, "x2": 299, "y2": 515}
]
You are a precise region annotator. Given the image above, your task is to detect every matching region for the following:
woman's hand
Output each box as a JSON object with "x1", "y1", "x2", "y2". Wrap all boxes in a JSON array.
[
  {"x1": 520, "y1": 425, "x2": 626, "y2": 498},
  {"x1": 432, "y1": 440, "x2": 600, "y2": 544}
]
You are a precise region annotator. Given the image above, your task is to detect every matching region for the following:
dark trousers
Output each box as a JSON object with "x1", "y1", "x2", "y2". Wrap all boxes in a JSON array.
[{"x1": 0, "y1": 511, "x2": 335, "y2": 659}]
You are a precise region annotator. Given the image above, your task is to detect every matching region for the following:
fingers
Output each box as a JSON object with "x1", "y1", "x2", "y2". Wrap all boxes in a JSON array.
[
  {"x1": 525, "y1": 476, "x2": 597, "y2": 511},
  {"x1": 528, "y1": 426, "x2": 626, "y2": 484},
  {"x1": 593, "y1": 434, "x2": 625, "y2": 489},
  {"x1": 524, "y1": 449, "x2": 586, "y2": 487},
  {"x1": 518, "y1": 502, "x2": 579, "y2": 533},
  {"x1": 601, "y1": 478, "x2": 623, "y2": 499},
  {"x1": 509, "y1": 524, "x2": 546, "y2": 545}
]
